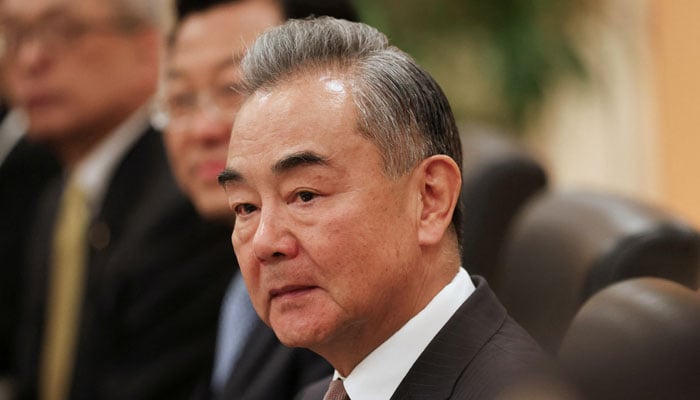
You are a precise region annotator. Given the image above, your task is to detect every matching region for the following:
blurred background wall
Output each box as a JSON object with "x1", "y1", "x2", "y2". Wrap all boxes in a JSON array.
[
  {"x1": 354, "y1": 0, "x2": 700, "y2": 227},
  {"x1": 651, "y1": 0, "x2": 700, "y2": 228}
]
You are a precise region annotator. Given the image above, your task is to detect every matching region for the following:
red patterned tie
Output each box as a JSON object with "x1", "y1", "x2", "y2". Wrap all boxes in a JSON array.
[{"x1": 323, "y1": 379, "x2": 350, "y2": 400}]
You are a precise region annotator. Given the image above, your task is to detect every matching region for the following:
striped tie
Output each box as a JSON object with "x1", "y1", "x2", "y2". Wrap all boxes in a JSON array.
[{"x1": 323, "y1": 379, "x2": 350, "y2": 400}]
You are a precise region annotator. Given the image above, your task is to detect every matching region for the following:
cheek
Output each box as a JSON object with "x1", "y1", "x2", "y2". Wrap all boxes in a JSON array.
[
  {"x1": 164, "y1": 134, "x2": 184, "y2": 164},
  {"x1": 232, "y1": 229, "x2": 253, "y2": 270},
  {"x1": 164, "y1": 135, "x2": 192, "y2": 184},
  {"x1": 232, "y1": 229, "x2": 260, "y2": 288},
  {"x1": 234, "y1": 238, "x2": 267, "y2": 313},
  {"x1": 318, "y1": 200, "x2": 415, "y2": 287},
  {"x1": 231, "y1": 220, "x2": 256, "y2": 251}
]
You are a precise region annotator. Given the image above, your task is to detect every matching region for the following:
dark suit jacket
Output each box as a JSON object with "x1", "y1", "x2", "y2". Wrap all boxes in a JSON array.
[
  {"x1": 299, "y1": 276, "x2": 553, "y2": 400},
  {"x1": 0, "y1": 136, "x2": 60, "y2": 374},
  {"x1": 192, "y1": 315, "x2": 332, "y2": 400},
  {"x1": 15, "y1": 128, "x2": 234, "y2": 399}
]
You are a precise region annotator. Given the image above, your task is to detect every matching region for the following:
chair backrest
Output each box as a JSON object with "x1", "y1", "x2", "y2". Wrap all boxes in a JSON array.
[
  {"x1": 557, "y1": 277, "x2": 700, "y2": 400},
  {"x1": 497, "y1": 190, "x2": 700, "y2": 352},
  {"x1": 459, "y1": 130, "x2": 547, "y2": 285}
]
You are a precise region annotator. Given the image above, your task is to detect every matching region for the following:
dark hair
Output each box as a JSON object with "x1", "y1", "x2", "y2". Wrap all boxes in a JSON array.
[
  {"x1": 239, "y1": 17, "x2": 464, "y2": 240},
  {"x1": 175, "y1": 0, "x2": 358, "y2": 22}
]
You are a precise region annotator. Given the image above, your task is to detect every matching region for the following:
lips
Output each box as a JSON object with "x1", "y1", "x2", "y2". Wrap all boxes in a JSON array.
[
  {"x1": 24, "y1": 93, "x2": 61, "y2": 110},
  {"x1": 270, "y1": 285, "x2": 318, "y2": 300}
]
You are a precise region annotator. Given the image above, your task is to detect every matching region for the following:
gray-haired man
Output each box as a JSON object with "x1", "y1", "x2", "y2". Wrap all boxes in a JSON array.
[{"x1": 219, "y1": 17, "x2": 556, "y2": 400}]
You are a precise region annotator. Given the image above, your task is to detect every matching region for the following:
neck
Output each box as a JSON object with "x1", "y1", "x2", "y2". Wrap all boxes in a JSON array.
[
  {"x1": 318, "y1": 249, "x2": 461, "y2": 376},
  {"x1": 50, "y1": 100, "x2": 148, "y2": 168},
  {"x1": 53, "y1": 129, "x2": 110, "y2": 168}
]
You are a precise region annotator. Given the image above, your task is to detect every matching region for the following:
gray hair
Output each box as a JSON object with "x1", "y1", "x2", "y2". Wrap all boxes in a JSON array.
[{"x1": 239, "y1": 17, "x2": 463, "y2": 237}]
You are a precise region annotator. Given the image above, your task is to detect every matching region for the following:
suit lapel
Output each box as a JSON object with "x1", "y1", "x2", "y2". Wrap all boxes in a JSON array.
[
  {"x1": 390, "y1": 277, "x2": 506, "y2": 400},
  {"x1": 92, "y1": 127, "x2": 163, "y2": 255}
]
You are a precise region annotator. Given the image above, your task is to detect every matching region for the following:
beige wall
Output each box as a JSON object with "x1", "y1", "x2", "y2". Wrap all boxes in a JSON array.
[
  {"x1": 524, "y1": 0, "x2": 700, "y2": 229},
  {"x1": 650, "y1": 0, "x2": 700, "y2": 227},
  {"x1": 525, "y1": 0, "x2": 659, "y2": 207}
]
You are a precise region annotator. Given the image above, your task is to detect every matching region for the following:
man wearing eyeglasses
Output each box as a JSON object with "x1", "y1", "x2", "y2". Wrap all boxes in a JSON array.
[
  {"x1": 1, "y1": 0, "x2": 233, "y2": 399},
  {"x1": 156, "y1": 1, "x2": 358, "y2": 399}
]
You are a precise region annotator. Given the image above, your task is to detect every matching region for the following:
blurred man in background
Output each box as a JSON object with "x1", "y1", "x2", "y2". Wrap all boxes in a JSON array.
[
  {"x1": 1, "y1": 0, "x2": 232, "y2": 398},
  {"x1": 158, "y1": 1, "x2": 358, "y2": 398}
]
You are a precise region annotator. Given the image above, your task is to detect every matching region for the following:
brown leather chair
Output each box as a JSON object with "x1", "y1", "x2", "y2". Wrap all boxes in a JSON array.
[
  {"x1": 497, "y1": 190, "x2": 700, "y2": 352},
  {"x1": 459, "y1": 129, "x2": 547, "y2": 286},
  {"x1": 558, "y1": 277, "x2": 700, "y2": 400}
]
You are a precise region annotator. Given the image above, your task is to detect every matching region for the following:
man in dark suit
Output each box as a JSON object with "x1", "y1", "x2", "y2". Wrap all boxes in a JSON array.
[
  {"x1": 219, "y1": 18, "x2": 555, "y2": 399},
  {"x1": 0, "y1": 105, "x2": 60, "y2": 392},
  {"x1": 157, "y1": 1, "x2": 358, "y2": 398},
  {"x1": 1, "y1": 0, "x2": 231, "y2": 398}
]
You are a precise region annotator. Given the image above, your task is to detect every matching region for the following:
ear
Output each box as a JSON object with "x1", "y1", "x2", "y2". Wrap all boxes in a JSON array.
[{"x1": 415, "y1": 155, "x2": 462, "y2": 246}]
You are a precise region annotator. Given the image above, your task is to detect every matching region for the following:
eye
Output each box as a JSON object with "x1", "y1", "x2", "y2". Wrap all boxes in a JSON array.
[
  {"x1": 52, "y1": 19, "x2": 87, "y2": 41},
  {"x1": 166, "y1": 92, "x2": 197, "y2": 117},
  {"x1": 233, "y1": 203, "x2": 258, "y2": 217},
  {"x1": 296, "y1": 191, "x2": 317, "y2": 203}
]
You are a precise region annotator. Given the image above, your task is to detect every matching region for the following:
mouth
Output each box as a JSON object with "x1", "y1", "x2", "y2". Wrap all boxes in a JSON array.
[
  {"x1": 270, "y1": 285, "x2": 319, "y2": 300},
  {"x1": 24, "y1": 94, "x2": 61, "y2": 110}
]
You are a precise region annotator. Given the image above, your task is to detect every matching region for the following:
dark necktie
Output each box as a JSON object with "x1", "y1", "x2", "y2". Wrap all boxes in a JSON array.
[{"x1": 323, "y1": 379, "x2": 350, "y2": 400}]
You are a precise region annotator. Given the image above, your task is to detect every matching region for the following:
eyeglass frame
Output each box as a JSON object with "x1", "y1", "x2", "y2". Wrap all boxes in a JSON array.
[{"x1": 152, "y1": 78, "x2": 247, "y2": 132}]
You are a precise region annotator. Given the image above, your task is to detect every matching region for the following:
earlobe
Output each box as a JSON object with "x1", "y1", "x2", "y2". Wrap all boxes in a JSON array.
[{"x1": 416, "y1": 155, "x2": 461, "y2": 246}]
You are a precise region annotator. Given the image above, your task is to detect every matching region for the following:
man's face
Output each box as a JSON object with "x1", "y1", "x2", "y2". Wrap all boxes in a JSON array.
[
  {"x1": 163, "y1": 1, "x2": 282, "y2": 221},
  {"x1": 1, "y1": 0, "x2": 157, "y2": 142},
  {"x1": 223, "y1": 73, "x2": 425, "y2": 358}
]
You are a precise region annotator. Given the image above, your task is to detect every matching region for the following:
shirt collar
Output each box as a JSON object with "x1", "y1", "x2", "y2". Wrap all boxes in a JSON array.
[
  {"x1": 335, "y1": 268, "x2": 475, "y2": 400},
  {"x1": 0, "y1": 109, "x2": 27, "y2": 164}
]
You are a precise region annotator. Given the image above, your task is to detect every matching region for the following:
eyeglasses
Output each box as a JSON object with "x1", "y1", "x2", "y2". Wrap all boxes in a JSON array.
[
  {"x1": 152, "y1": 83, "x2": 246, "y2": 132},
  {"x1": 0, "y1": 14, "x2": 142, "y2": 58}
]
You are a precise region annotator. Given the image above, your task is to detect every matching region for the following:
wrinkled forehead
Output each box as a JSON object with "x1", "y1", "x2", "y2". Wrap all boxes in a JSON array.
[
  {"x1": 234, "y1": 70, "x2": 355, "y2": 134},
  {"x1": 226, "y1": 70, "x2": 366, "y2": 167}
]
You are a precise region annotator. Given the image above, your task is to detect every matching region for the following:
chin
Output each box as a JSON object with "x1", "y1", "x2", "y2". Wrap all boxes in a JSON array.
[
  {"x1": 270, "y1": 313, "x2": 338, "y2": 350},
  {"x1": 23, "y1": 108, "x2": 77, "y2": 138},
  {"x1": 25, "y1": 119, "x2": 74, "y2": 142},
  {"x1": 273, "y1": 327, "x2": 323, "y2": 349}
]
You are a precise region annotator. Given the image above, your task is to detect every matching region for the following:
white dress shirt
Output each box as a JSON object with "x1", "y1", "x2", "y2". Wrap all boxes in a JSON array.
[
  {"x1": 0, "y1": 109, "x2": 27, "y2": 165},
  {"x1": 334, "y1": 268, "x2": 475, "y2": 400}
]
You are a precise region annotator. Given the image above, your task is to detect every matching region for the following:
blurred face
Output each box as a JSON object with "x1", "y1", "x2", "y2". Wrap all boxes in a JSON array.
[
  {"x1": 163, "y1": 1, "x2": 282, "y2": 221},
  {"x1": 1, "y1": 0, "x2": 158, "y2": 149},
  {"x1": 222, "y1": 73, "x2": 426, "y2": 367}
]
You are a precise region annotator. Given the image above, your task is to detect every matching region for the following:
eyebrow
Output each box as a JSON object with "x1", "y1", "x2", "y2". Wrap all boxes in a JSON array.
[
  {"x1": 217, "y1": 151, "x2": 330, "y2": 187},
  {"x1": 272, "y1": 151, "x2": 329, "y2": 174},
  {"x1": 218, "y1": 169, "x2": 243, "y2": 186}
]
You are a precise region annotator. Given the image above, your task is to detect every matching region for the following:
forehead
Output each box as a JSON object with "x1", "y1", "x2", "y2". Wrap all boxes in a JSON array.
[
  {"x1": 169, "y1": 1, "x2": 283, "y2": 78},
  {"x1": 2, "y1": 0, "x2": 112, "y2": 19},
  {"x1": 227, "y1": 72, "x2": 369, "y2": 170}
]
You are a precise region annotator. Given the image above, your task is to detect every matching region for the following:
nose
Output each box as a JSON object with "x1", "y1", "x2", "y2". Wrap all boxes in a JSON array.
[
  {"x1": 13, "y1": 36, "x2": 50, "y2": 75},
  {"x1": 187, "y1": 108, "x2": 232, "y2": 145},
  {"x1": 252, "y1": 207, "x2": 298, "y2": 263}
]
